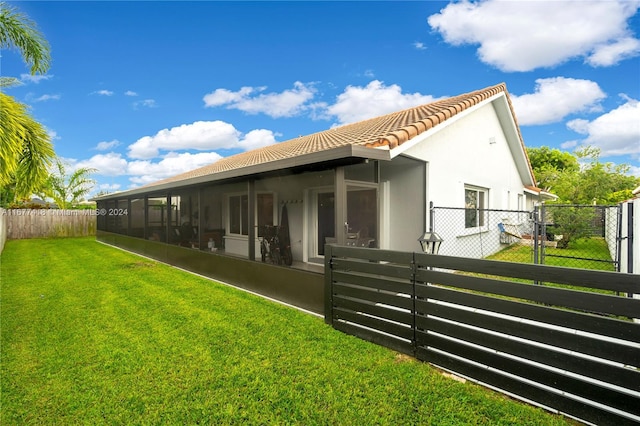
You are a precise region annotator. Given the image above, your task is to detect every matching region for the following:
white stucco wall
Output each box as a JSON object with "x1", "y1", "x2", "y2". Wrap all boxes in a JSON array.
[
  {"x1": 402, "y1": 100, "x2": 531, "y2": 258},
  {"x1": 379, "y1": 157, "x2": 425, "y2": 252},
  {"x1": 404, "y1": 102, "x2": 527, "y2": 209},
  {"x1": 616, "y1": 198, "x2": 640, "y2": 274}
]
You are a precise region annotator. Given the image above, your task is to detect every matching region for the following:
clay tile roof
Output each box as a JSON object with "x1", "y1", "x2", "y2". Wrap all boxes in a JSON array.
[{"x1": 145, "y1": 83, "x2": 516, "y2": 189}]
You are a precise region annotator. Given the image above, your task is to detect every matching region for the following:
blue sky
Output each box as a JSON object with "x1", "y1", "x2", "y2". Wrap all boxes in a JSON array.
[{"x1": 3, "y1": 1, "x2": 639, "y2": 196}]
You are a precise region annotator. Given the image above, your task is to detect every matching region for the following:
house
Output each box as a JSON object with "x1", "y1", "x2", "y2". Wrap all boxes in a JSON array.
[{"x1": 94, "y1": 83, "x2": 550, "y2": 313}]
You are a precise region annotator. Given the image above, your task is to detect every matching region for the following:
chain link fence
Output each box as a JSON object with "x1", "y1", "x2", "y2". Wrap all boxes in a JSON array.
[
  {"x1": 536, "y1": 204, "x2": 619, "y2": 271},
  {"x1": 432, "y1": 206, "x2": 535, "y2": 263},
  {"x1": 432, "y1": 204, "x2": 622, "y2": 271}
]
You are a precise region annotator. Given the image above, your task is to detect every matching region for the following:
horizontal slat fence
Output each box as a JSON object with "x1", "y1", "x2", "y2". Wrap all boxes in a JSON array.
[
  {"x1": 324, "y1": 244, "x2": 640, "y2": 426},
  {"x1": 5, "y1": 209, "x2": 97, "y2": 239}
]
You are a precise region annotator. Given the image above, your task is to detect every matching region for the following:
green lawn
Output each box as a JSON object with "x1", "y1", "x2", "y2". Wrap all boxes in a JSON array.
[
  {"x1": 488, "y1": 237, "x2": 615, "y2": 271},
  {"x1": 1, "y1": 238, "x2": 575, "y2": 425}
]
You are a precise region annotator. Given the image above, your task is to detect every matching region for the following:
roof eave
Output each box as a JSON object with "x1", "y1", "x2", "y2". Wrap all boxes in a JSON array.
[
  {"x1": 91, "y1": 145, "x2": 392, "y2": 201},
  {"x1": 491, "y1": 93, "x2": 536, "y2": 187},
  {"x1": 524, "y1": 186, "x2": 558, "y2": 201}
]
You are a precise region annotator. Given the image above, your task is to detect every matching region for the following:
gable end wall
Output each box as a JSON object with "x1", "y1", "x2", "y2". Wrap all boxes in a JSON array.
[{"x1": 403, "y1": 101, "x2": 527, "y2": 210}]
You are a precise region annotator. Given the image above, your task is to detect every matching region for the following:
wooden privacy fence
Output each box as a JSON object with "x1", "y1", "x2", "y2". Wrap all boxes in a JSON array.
[
  {"x1": 324, "y1": 245, "x2": 640, "y2": 426},
  {"x1": 0, "y1": 208, "x2": 7, "y2": 253},
  {"x1": 5, "y1": 209, "x2": 97, "y2": 239}
]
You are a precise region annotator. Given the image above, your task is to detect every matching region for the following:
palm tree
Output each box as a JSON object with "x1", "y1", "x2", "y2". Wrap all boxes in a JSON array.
[
  {"x1": 40, "y1": 158, "x2": 97, "y2": 209},
  {"x1": 0, "y1": 92, "x2": 55, "y2": 198},
  {"x1": 0, "y1": 2, "x2": 55, "y2": 201},
  {"x1": 0, "y1": 2, "x2": 51, "y2": 74}
]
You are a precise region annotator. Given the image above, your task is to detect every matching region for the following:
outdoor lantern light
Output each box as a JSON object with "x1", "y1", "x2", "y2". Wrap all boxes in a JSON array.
[{"x1": 418, "y1": 231, "x2": 443, "y2": 255}]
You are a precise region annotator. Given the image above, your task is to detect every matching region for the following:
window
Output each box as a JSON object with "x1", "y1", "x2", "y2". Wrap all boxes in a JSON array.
[
  {"x1": 465, "y1": 186, "x2": 487, "y2": 228},
  {"x1": 229, "y1": 194, "x2": 248, "y2": 235},
  {"x1": 228, "y1": 193, "x2": 275, "y2": 236}
]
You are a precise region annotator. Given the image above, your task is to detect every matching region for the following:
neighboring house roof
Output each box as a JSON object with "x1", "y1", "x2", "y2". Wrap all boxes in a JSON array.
[
  {"x1": 95, "y1": 83, "x2": 535, "y2": 199},
  {"x1": 524, "y1": 186, "x2": 558, "y2": 201}
]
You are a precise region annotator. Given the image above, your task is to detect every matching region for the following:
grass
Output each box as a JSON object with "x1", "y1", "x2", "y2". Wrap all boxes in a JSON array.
[
  {"x1": 1, "y1": 238, "x2": 576, "y2": 425},
  {"x1": 488, "y1": 237, "x2": 615, "y2": 271},
  {"x1": 462, "y1": 238, "x2": 619, "y2": 299}
]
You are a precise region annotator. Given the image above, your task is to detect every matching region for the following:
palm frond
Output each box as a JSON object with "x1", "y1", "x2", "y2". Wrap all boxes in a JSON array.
[
  {"x1": 41, "y1": 159, "x2": 97, "y2": 208},
  {"x1": 0, "y1": 92, "x2": 54, "y2": 197},
  {"x1": 0, "y1": 2, "x2": 51, "y2": 75}
]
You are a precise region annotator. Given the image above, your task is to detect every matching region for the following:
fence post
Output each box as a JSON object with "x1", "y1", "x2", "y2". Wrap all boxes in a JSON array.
[
  {"x1": 533, "y1": 205, "x2": 539, "y2": 265},
  {"x1": 324, "y1": 243, "x2": 334, "y2": 325},
  {"x1": 616, "y1": 203, "x2": 623, "y2": 273},
  {"x1": 628, "y1": 202, "x2": 634, "y2": 276},
  {"x1": 540, "y1": 203, "x2": 547, "y2": 267},
  {"x1": 411, "y1": 251, "x2": 417, "y2": 357},
  {"x1": 532, "y1": 205, "x2": 541, "y2": 285},
  {"x1": 429, "y1": 201, "x2": 435, "y2": 233}
]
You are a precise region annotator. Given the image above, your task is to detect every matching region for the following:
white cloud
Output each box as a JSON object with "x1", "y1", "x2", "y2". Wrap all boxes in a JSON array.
[
  {"x1": 413, "y1": 42, "x2": 426, "y2": 50},
  {"x1": 20, "y1": 73, "x2": 53, "y2": 84},
  {"x1": 203, "y1": 86, "x2": 257, "y2": 107},
  {"x1": 566, "y1": 96, "x2": 640, "y2": 156},
  {"x1": 203, "y1": 81, "x2": 317, "y2": 118},
  {"x1": 237, "y1": 129, "x2": 280, "y2": 151},
  {"x1": 324, "y1": 80, "x2": 438, "y2": 125},
  {"x1": 202, "y1": 80, "x2": 443, "y2": 125},
  {"x1": 133, "y1": 99, "x2": 157, "y2": 109},
  {"x1": 560, "y1": 140, "x2": 579, "y2": 150},
  {"x1": 46, "y1": 128, "x2": 60, "y2": 141},
  {"x1": 127, "y1": 152, "x2": 223, "y2": 185},
  {"x1": 94, "y1": 140, "x2": 120, "y2": 151},
  {"x1": 70, "y1": 150, "x2": 224, "y2": 187},
  {"x1": 510, "y1": 77, "x2": 606, "y2": 126},
  {"x1": 586, "y1": 36, "x2": 640, "y2": 66},
  {"x1": 124, "y1": 90, "x2": 138, "y2": 96},
  {"x1": 427, "y1": 0, "x2": 640, "y2": 72},
  {"x1": 126, "y1": 120, "x2": 279, "y2": 160},
  {"x1": 75, "y1": 152, "x2": 129, "y2": 176},
  {"x1": 91, "y1": 90, "x2": 114, "y2": 96},
  {"x1": 27, "y1": 93, "x2": 60, "y2": 102},
  {"x1": 98, "y1": 183, "x2": 121, "y2": 192},
  {"x1": 127, "y1": 121, "x2": 241, "y2": 159}
]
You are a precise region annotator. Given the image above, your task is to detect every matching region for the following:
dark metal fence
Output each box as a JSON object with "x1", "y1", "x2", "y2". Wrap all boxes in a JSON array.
[
  {"x1": 324, "y1": 244, "x2": 640, "y2": 425},
  {"x1": 432, "y1": 203, "x2": 623, "y2": 271}
]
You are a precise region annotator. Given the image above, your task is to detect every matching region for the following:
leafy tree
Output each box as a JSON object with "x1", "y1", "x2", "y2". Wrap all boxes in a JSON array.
[
  {"x1": 527, "y1": 146, "x2": 640, "y2": 204},
  {"x1": 547, "y1": 206, "x2": 597, "y2": 249},
  {"x1": 552, "y1": 147, "x2": 639, "y2": 204},
  {"x1": 526, "y1": 146, "x2": 579, "y2": 192},
  {"x1": 529, "y1": 146, "x2": 639, "y2": 249},
  {"x1": 0, "y1": 2, "x2": 55, "y2": 201},
  {"x1": 39, "y1": 158, "x2": 97, "y2": 209}
]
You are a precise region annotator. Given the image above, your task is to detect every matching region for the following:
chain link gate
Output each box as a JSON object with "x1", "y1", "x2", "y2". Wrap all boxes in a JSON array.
[
  {"x1": 532, "y1": 204, "x2": 620, "y2": 271},
  {"x1": 431, "y1": 203, "x2": 623, "y2": 272}
]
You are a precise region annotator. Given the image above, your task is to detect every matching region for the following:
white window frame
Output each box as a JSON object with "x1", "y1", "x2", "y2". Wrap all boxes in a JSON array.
[
  {"x1": 226, "y1": 192, "x2": 277, "y2": 237},
  {"x1": 463, "y1": 185, "x2": 489, "y2": 233},
  {"x1": 227, "y1": 193, "x2": 248, "y2": 236}
]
